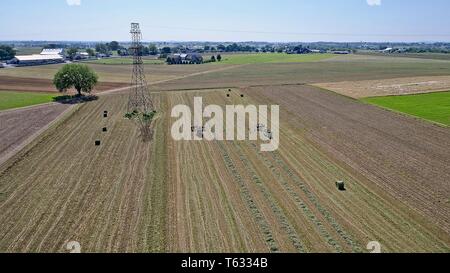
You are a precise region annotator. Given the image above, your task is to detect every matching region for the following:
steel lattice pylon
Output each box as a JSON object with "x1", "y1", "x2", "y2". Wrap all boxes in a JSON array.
[
  {"x1": 125, "y1": 23, "x2": 156, "y2": 142},
  {"x1": 127, "y1": 23, "x2": 154, "y2": 113}
]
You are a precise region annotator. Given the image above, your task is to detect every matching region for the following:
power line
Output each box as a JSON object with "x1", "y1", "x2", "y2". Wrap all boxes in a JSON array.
[
  {"x1": 144, "y1": 24, "x2": 450, "y2": 38},
  {"x1": 2, "y1": 25, "x2": 450, "y2": 41}
]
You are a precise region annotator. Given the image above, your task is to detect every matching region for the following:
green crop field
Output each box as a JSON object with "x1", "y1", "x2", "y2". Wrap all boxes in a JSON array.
[
  {"x1": 214, "y1": 53, "x2": 334, "y2": 64},
  {"x1": 363, "y1": 91, "x2": 450, "y2": 126},
  {"x1": 0, "y1": 91, "x2": 60, "y2": 111}
]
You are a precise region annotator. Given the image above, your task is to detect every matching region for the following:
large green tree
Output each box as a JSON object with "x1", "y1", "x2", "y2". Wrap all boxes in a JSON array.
[
  {"x1": 148, "y1": 44, "x2": 158, "y2": 55},
  {"x1": 95, "y1": 43, "x2": 109, "y2": 55},
  {"x1": 53, "y1": 64, "x2": 98, "y2": 96},
  {"x1": 66, "y1": 47, "x2": 78, "y2": 60},
  {"x1": 0, "y1": 45, "x2": 16, "y2": 60},
  {"x1": 108, "y1": 41, "x2": 120, "y2": 51},
  {"x1": 86, "y1": 48, "x2": 95, "y2": 57},
  {"x1": 161, "y1": 47, "x2": 172, "y2": 54}
]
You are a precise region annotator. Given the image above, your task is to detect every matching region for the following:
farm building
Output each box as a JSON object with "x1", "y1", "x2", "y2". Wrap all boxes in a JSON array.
[
  {"x1": 167, "y1": 53, "x2": 203, "y2": 64},
  {"x1": 8, "y1": 54, "x2": 65, "y2": 66},
  {"x1": 7, "y1": 47, "x2": 66, "y2": 66}
]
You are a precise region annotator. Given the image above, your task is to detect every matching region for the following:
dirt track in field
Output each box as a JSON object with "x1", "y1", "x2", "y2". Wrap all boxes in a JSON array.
[
  {"x1": 314, "y1": 75, "x2": 450, "y2": 98},
  {"x1": 246, "y1": 85, "x2": 450, "y2": 234},
  {"x1": 0, "y1": 76, "x2": 129, "y2": 93},
  {"x1": 0, "y1": 103, "x2": 72, "y2": 166}
]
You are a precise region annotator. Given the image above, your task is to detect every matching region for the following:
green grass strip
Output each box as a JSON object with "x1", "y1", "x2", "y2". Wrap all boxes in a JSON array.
[
  {"x1": 362, "y1": 91, "x2": 450, "y2": 126},
  {"x1": 0, "y1": 91, "x2": 61, "y2": 111}
]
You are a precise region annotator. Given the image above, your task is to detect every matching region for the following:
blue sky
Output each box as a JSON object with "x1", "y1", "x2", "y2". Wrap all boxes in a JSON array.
[{"x1": 1, "y1": 0, "x2": 450, "y2": 42}]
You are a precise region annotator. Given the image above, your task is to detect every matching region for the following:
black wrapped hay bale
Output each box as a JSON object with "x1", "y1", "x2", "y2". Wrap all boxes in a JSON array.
[{"x1": 336, "y1": 180, "x2": 345, "y2": 191}]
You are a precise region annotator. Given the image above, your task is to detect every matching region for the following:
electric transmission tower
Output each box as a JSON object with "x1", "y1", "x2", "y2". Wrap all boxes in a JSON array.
[
  {"x1": 125, "y1": 23, "x2": 156, "y2": 141},
  {"x1": 128, "y1": 22, "x2": 154, "y2": 113}
]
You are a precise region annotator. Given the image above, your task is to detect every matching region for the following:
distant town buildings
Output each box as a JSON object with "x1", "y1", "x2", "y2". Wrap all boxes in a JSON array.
[
  {"x1": 74, "y1": 52, "x2": 89, "y2": 60},
  {"x1": 331, "y1": 50, "x2": 350, "y2": 55}
]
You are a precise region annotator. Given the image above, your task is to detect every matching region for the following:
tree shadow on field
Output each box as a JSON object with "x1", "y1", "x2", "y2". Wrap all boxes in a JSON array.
[{"x1": 53, "y1": 94, "x2": 99, "y2": 105}]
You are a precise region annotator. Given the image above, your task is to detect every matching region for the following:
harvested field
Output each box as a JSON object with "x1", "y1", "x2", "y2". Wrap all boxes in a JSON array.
[
  {"x1": 166, "y1": 90, "x2": 449, "y2": 253},
  {"x1": 245, "y1": 85, "x2": 450, "y2": 235},
  {"x1": 0, "y1": 63, "x2": 228, "y2": 83},
  {"x1": 0, "y1": 76, "x2": 129, "y2": 93},
  {"x1": 0, "y1": 103, "x2": 72, "y2": 166},
  {"x1": 1, "y1": 52, "x2": 450, "y2": 253},
  {"x1": 151, "y1": 56, "x2": 450, "y2": 91},
  {"x1": 314, "y1": 76, "x2": 450, "y2": 98},
  {"x1": 0, "y1": 93, "x2": 168, "y2": 252},
  {"x1": 356, "y1": 52, "x2": 450, "y2": 61},
  {"x1": 1, "y1": 89, "x2": 448, "y2": 253},
  {"x1": 83, "y1": 57, "x2": 164, "y2": 65}
]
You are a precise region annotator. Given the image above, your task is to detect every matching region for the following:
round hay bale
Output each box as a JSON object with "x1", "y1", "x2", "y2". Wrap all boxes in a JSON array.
[{"x1": 95, "y1": 140, "x2": 101, "y2": 146}]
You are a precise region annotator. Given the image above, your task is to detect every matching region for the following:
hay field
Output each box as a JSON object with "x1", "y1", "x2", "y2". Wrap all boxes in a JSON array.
[
  {"x1": 313, "y1": 76, "x2": 450, "y2": 98},
  {"x1": 246, "y1": 85, "x2": 450, "y2": 234},
  {"x1": 1, "y1": 53, "x2": 449, "y2": 253},
  {"x1": 150, "y1": 55, "x2": 450, "y2": 91},
  {"x1": 0, "y1": 88, "x2": 448, "y2": 253},
  {"x1": 0, "y1": 62, "x2": 223, "y2": 83}
]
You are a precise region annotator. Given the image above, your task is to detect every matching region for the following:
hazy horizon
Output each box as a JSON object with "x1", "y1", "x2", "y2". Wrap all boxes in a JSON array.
[
  {"x1": 1, "y1": 40, "x2": 449, "y2": 44},
  {"x1": 1, "y1": 0, "x2": 450, "y2": 43}
]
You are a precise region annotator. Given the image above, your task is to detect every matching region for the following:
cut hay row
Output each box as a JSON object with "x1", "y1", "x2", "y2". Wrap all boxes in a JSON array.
[
  {"x1": 216, "y1": 141, "x2": 279, "y2": 252},
  {"x1": 256, "y1": 84, "x2": 450, "y2": 234},
  {"x1": 166, "y1": 92, "x2": 259, "y2": 252},
  {"x1": 245, "y1": 86, "x2": 450, "y2": 252},
  {"x1": 269, "y1": 149, "x2": 361, "y2": 252},
  {"x1": 280, "y1": 130, "x2": 450, "y2": 252},
  {"x1": 233, "y1": 143, "x2": 306, "y2": 253},
  {"x1": 231, "y1": 90, "x2": 360, "y2": 252},
  {"x1": 137, "y1": 94, "x2": 168, "y2": 252},
  {"x1": 247, "y1": 143, "x2": 343, "y2": 252}
]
